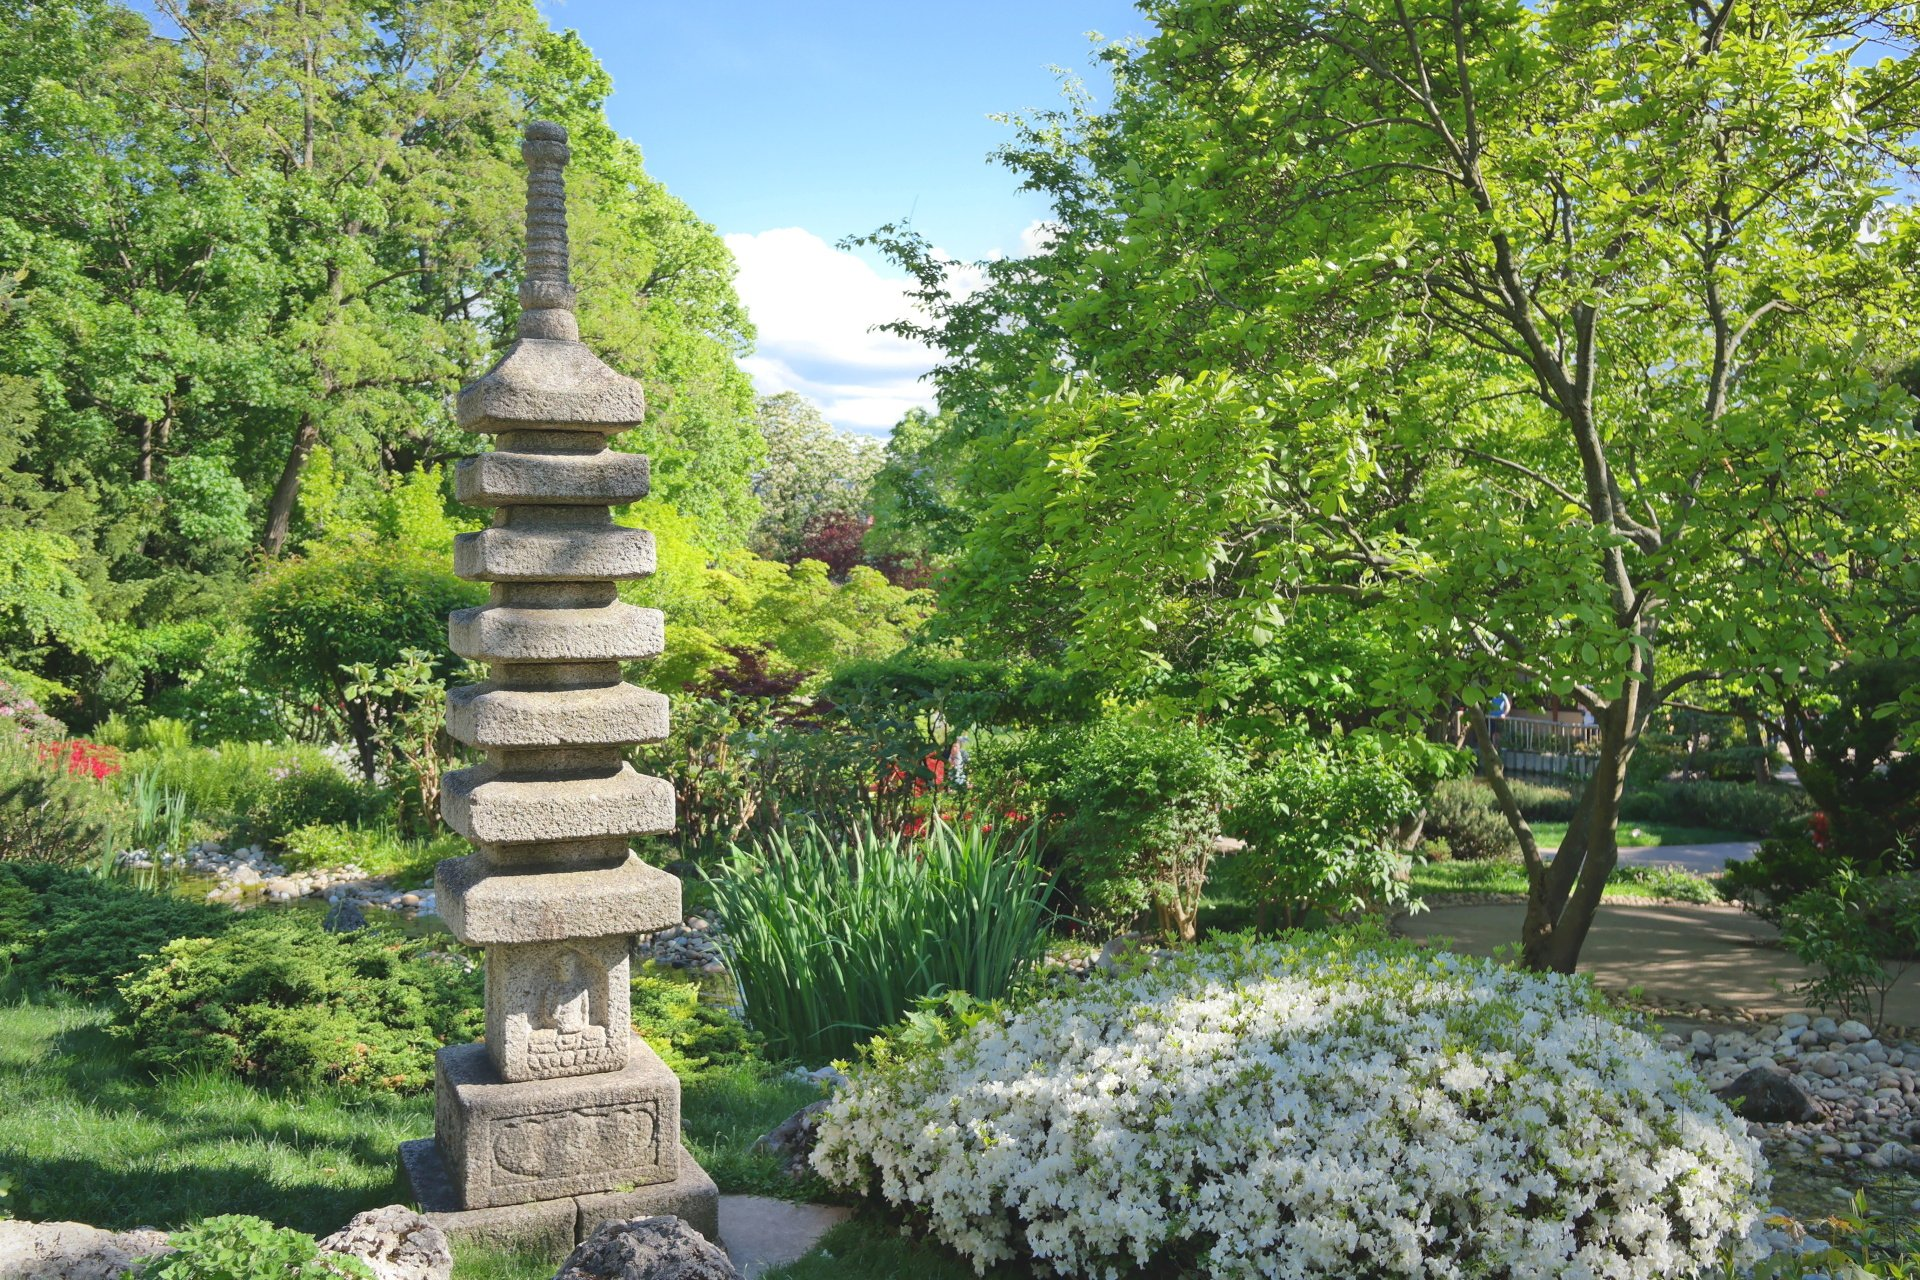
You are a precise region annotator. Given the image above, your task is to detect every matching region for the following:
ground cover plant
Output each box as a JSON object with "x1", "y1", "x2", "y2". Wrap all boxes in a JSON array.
[
  {"x1": 115, "y1": 912, "x2": 483, "y2": 1092},
  {"x1": 0, "y1": 862, "x2": 234, "y2": 1000},
  {"x1": 815, "y1": 929, "x2": 1765, "y2": 1279}
]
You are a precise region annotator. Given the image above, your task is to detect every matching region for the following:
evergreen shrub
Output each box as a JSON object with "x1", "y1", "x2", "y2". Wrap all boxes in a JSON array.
[
  {"x1": 0, "y1": 863, "x2": 232, "y2": 999},
  {"x1": 116, "y1": 912, "x2": 481, "y2": 1093},
  {"x1": 1422, "y1": 778, "x2": 1519, "y2": 861}
]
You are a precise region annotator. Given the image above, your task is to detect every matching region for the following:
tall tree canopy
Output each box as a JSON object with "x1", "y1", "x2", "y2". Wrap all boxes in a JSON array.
[
  {"x1": 881, "y1": 0, "x2": 1920, "y2": 970},
  {"x1": 0, "y1": 0, "x2": 761, "y2": 645}
]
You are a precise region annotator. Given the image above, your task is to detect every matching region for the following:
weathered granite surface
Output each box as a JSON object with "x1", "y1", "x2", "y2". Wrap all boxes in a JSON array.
[{"x1": 403, "y1": 118, "x2": 714, "y2": 1250}]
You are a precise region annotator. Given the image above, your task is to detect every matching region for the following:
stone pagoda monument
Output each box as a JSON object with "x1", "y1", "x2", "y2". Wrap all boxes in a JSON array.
[{"x1": 400, "y1": 120, "x2": 719, "y2": 1256}]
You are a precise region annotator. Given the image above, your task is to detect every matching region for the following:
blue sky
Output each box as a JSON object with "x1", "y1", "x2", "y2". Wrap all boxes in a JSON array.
[{"x1": 546, "y1": 1, "x2": 1154, "y2": 433}]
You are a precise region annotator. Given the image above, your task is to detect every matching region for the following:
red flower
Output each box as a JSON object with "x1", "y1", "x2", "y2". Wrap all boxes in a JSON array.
[{"x1": 39, "y1": 739, "x2": 120, "y2": 781}]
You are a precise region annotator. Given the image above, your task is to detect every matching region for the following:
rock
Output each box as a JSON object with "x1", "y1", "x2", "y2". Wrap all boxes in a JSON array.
[
  {"x1": 323, "y1": 899, "x2": 369, "y2": 933},
  {"x1": 1095, "y1": 933, "x2": 1153, "y2": 974},
  {"x1": 317, "y1": 1206, "x2": 452, "y2": 1280},
  {"x1": 552, "y1": 1216, "x2": 739, "y2": 1280},
  {"x1": 1838, "y1": 1020, "x2": 1873, "y2": 1042},
  {"x1": 753, "y1": 1099, "x2": 831, "y2": 1179},
  {"x1": 0, "y1": 1221, "x2": 173, "y2": 1279},
  {"x1": 1715, "y1": 1067, "x2": 1820, "y2": 1123}
]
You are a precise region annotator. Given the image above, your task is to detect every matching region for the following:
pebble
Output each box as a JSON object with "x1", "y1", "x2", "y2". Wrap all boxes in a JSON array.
[
  {"x1": 119, "y1": 841, "x2": 432, "y2": 919},
  {"x1": 637, "y1": 916, "x2": 728, "y2": 973},
  {"x1": 1675, "y1": 1016, "x2": 1920, "y2": 1178}
]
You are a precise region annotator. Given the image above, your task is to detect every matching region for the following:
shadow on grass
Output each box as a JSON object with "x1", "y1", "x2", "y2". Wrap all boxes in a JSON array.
[
  {"x1": 0, "y1": 999, "x2": 426, "y2": 1234},
  {"x1": 762, "y1": 1211, "x2": 1030, "y2": 1280}
]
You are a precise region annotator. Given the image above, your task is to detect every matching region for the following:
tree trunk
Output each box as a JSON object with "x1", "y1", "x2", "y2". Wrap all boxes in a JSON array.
[
  {"x1": 262, "y1": 415, "x2": 320, "y2": 555},
  {"x1": 1472, "y1": 704, "x2": 1634, "y2": 974},
  {"x1": 344, "y1": 697, "x2": 377, "y2": 783}
]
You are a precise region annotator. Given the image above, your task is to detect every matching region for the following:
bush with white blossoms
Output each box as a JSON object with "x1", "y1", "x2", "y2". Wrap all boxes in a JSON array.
[{"x1": 812, "y1": 931, "x2": 1766, "y2": 1279}]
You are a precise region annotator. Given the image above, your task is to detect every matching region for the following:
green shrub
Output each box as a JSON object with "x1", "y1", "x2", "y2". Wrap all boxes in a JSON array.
[
  {"x1": 1618, "y1": 780, "x2": 1809, "y2": 837},
  {"x1": 1423, "y1": 778, "x2": 1519, "y2": 861},
  {"x1": 126, "y1": 744, "x2": 379, "y2": 846},
  {"x1": 1722, "y1": 835, "x2": 1845, "y2": 921},
  {"x1": 1777, "y1": 864, "x2": 1920, "y2": 1032},
  {"x1": 0, "y1": 743, "x2": 122, "y2": 866},
  {"x1": 1505, "y1": 779, "x2": 1577, "y2": 822},
  {"x1": 1031, "y1": 716, "x2": 1236, "y2": 940},
  {"x1": 116, "y1": 912, "x2": 482, "y2": 1093},
  {"x1": 1220, "y1": 737, "x2": 1421, "y2": 927},
  {"x1": 247, "y1": 545, "x2": 483, "y2": 779},
  {"x1": 0, "y1": 862, "x2": 233, "y2": 999},
  {"x1": 1795, "y1": 658, "x2": 1920, "y2": 864},
  {"x1": 278, "y1": 822, "x2": 456, "y2": 882},
  {"x1": 630, "y1": 971, "x2": 761, "y2": 1079},
  {"x1": 711, "y1": 820, "x2": 1053, "y2": 1064},
  {"x1": 133, "y1": 1215, "x2": 372, "y2": 1280}
]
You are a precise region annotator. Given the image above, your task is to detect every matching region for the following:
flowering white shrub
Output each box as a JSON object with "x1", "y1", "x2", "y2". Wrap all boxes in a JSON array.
[{"x1": 813, "y1": 932, "x2": 1765, "y2": 1279}]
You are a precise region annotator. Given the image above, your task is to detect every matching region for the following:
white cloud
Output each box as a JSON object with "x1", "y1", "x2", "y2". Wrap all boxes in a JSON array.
[
  {"x1": 725, "y1": 227, "x2": 939, "y2": 438},
  {"x1": 1020, "y1": 219, "x2": 1063, "y2": 256}
]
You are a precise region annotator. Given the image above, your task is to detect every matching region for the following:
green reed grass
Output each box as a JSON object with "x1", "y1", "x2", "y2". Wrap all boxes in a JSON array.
[{"x1": 711, "y1": 820, "x2": 1053, "y2": 1065}]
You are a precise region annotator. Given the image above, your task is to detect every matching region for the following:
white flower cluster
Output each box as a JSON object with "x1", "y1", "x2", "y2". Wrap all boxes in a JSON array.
[{"x1": 813, "y1": 938, "x2": 1765, "y2": 1279}]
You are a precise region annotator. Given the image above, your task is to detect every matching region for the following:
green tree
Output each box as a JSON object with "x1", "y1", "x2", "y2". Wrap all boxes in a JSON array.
[
  {"x1": 246, "y1": 546, "x2": 482, "y2": 779},
  {"x1": 893, "y1": 0, "x2": 1920, "y2": 971},
  {"x1": 748, "y1": 392, "x2": 881, "y2": 563}
]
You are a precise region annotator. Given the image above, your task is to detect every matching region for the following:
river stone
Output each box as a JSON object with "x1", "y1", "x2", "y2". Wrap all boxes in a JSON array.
[
  {"x1": 1716, "y1": 1066, "x2": 1820, "y2": 1122},
  {"x1": 752, "y1": 1099, "x2": 831, "y2": 1179},
  {"x1": 0, "y1": 1221, "x2": 173, "y2": 1279},
  {"x1": 552, "y1": 1216, "x2": 738, "y2": 1280},
  {"x1": 317, "y1": 1206, "x2": 452, "y2": 1280},
  {"x1": 324, "y1": 898, "x2": 369, "y2": 933}
]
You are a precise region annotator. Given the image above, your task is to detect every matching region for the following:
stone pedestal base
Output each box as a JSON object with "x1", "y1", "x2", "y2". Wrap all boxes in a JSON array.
[
  {"x1": 400, "y1": 1138, "x2": 719, "y2": 1257},
  {"x1": 434, "y1": 1039, "x2": 679, "y2": 1208}
]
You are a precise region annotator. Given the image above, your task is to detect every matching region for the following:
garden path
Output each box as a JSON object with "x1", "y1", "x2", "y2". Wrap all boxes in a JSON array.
[
  {"x1": 1398, "y1": 901, "x2": 1920, "y2": 1026},
  {"x1": 719, "y1": 1195, "x2": 851, "y2": 1278},
  {"x1": 1609, "y1": 840, "x2": 1758, "y2": 874}
]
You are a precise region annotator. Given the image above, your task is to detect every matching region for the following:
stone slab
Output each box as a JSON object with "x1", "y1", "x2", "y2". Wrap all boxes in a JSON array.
[
  {"x1": 576, "y1": 1155, "x2": 721, "y2": 1246},
  {"x1": 457, "y1": 338, "x2": 646, "y2": 434},
  {"x1": 457, "y1": 449, "x2": 650, "y2": 507},
  {"x1": 455, "y1": 525, "x2": 655, "y2": 583},
  {"x1": 450, "y1": 602, "x2": 664, "y2": 663},
  {"x1": 448, "y1": 681, "x2": 668, "y2": 750},
  {"x1": 717, "y1": 1196, "x2": 850, "y2": 1279},
  {"x1": 441, "y1": 763, "x2": 675, "y2": 846},
  {"x1": 404, "y1": 1139, "x2": 721, "y2": 1260},
  {"x1": 434, "y1": 1039, "x2": 681, "y2": 1208},
  {"x1": 401, "y1": 1137, "x2": 580, "y2": 1257},
  {"x1": 438, "y1": 852, "x2": 682, "y2": 945}
]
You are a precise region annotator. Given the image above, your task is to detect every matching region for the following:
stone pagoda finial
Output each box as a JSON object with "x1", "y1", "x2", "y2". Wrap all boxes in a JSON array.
[
  {"x1": 400, "y1": 120, "x2": 719, "y2": 1256},
  {"x1": 517, "y1": 121, "x2": 577, "y2": 340}
]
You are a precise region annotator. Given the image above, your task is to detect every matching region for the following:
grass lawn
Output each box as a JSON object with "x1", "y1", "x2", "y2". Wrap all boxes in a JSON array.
[
  {"x1": 1408, "y1": 858, "x2": 1720, "y2": 903},
  {"x1": 0, "y1": 996, "x2": 822, "y2": 1279},
  {"x1": 1528, "y1": 820, "x2": 1746, "y2": 850}
]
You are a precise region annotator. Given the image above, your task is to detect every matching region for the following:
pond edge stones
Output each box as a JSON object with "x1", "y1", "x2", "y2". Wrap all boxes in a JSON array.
[{"x1": 399, "y1": 119, "x2": 718, "y2": 1254}]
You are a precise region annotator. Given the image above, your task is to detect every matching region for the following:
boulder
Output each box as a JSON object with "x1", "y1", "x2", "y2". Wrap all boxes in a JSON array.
[
  {"x1": 317, "y1": 1206, "x2": 452, "y2": 1280},
  {"x1": 553, "y1": 1216, "x2": 739, "y2": 1280},
  {"x1": 323, "y1": 899, "x2": 370, "y2": 933},
  {"x1": 1715, "y1": 1066, "x2": 1820, "y2": 1122},
  {"x1": 753, "y1": 1100, "x2": 831, "y2": 1179},
  {"x1": 0, "y1": 1221, "x2": 172, "y2": 1279}
]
